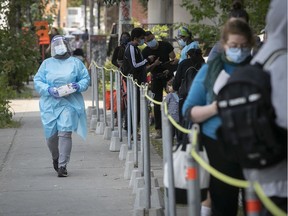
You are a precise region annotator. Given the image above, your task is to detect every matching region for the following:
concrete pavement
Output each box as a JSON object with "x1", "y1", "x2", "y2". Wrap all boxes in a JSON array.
[
  {"x1": 0, "y1": 83, "x2": 193, "y2": 216},
  {"x1": 0, "y1": 83, "x2": 159, "y2": 216}
]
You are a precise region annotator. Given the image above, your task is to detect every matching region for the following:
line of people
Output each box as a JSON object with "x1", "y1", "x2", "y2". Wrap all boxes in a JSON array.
[{"x1": 111, "y1": 0, "x2": 287, "y2": 215}]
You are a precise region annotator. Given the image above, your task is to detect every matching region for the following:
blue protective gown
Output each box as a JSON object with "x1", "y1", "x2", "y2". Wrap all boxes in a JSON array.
[{"x1": 34, "y1": 56, "x2": 90, "y2": 140}]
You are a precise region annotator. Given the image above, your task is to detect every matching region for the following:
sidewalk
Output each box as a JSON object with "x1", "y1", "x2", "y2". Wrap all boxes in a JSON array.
[{"x1": 0, "y1": 85, "x2": 165, "y2": 216}]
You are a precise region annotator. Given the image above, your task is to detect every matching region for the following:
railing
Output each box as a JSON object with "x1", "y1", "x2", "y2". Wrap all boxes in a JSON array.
[{"x1": 87, "y1": 61, "x2": 287, "y2": 216}]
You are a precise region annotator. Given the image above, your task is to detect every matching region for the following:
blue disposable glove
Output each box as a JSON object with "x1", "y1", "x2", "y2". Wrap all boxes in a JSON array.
[
  {"x1": 71, "y1": 82, "x2": 80, "y2": 91},
  {"x1": 48, "y1": 87, "x2": 60, "y2": 98}
]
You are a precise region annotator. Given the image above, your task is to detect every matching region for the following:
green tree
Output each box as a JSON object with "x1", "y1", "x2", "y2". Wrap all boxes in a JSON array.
[
  {"x1": 0, "y1": 0, "x2": 52, "y2": 127},
  {"x1": 181, "y1": 0, "x2": 269, "y2": 51},
  {"x1": 67, "y1": 0, "x2": 82, "y2": 7}
]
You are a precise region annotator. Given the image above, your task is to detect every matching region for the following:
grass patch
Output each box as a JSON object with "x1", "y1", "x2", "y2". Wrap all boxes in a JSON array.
[
  {"x1": 9, "y1": 86, "x2": 33, "y2": 99},
  {"x1": 150, "y1": 126, "x2": 163, "y2": 158},
  {"x1": 0, "y1": 120, "x2": 21, "y2": 129}
]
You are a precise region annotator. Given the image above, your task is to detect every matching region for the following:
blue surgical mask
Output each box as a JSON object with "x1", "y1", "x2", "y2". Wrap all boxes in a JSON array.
[
  {"x1": 147, "y1": 39, "x2": 157, "y2": 48},
  {"x1": 178, "y1": 39, "x2": 186, "y2": 48},
  {"x1": 138, "y1": 39, "x2": 145, "y2": 46},
  {"x1": 225, "y1": 47, "x2": 251, "y2": 63}
]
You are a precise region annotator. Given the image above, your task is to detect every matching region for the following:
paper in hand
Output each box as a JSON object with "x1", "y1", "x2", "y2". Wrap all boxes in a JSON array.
[{"x1": 213, "y1": 70, "x2": 230, "y2": 95}]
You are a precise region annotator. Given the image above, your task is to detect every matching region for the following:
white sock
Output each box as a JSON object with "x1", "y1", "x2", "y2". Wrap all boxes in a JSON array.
[{"x1": 201, "y1": 205, "x2": 212, "y2": 216}]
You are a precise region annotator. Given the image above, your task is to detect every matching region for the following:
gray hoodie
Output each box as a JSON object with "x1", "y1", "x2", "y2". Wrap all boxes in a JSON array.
[{"x1": 244, "y1": 0, "x2": 287, "y2": 198}]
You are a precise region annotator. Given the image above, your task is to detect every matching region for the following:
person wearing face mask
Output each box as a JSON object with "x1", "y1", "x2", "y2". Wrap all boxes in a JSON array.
[
  {"x1": 123, "y1": 27, "x2": 159, "y2": 132},
  {"x1": 142, "y1": 31, "x2": 177, "y2": 139},
  {"x1": 33, "y1": 35, "x2": 90, "y2": 178},
  {"x1": 243, "y1": 0, "x2": 287, "y2": 215},
  {"x1": 112, "y1": 32, "x2": 131, "y2": 69},
  {"x1": 182, "y1": 19, "x2": 255, "y2": 216},
  {"x1": 207, "y1": 0, "x2": 250, "y2": 62},
  {"x1": 111, "y1": 32, "x2": 131, "y2": 128},
  {"x1": 177, "y1": 26, "x2": 200, "y2": 63}
]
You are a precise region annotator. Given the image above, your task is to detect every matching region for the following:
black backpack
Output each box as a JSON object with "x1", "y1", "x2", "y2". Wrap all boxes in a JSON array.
[
  {"x1": 178, "y1": 66, "x2": 199, "y2": 99},
  {"x1": 216, "y1": 50, "x2": 287, "y2": 169}
]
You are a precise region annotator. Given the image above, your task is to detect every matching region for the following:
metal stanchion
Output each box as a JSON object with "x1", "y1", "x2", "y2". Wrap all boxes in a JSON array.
[
  {"x1": 133, "y1": 79, "x2": 138, "y2": 167},
  {"x1": 143, "y1": 86, "x2": 151, "y2": 209},
  {"x1": 127, "y1": 76, "x2": 132, "y2": 150},
  {"x1": 95, "y1": 67, "x2": 100, "y2": 122},
  {"x1": 161, "y1": 101, "x2": 176, "y2": 216},
  {"x1": 91, "y1": 65, "x2": 95, "y2": 108},
  {"x1": 246, "y1": 185, "x2": 261, "y2": 216},
  {"x1": 187, "y1": 124, "x2": 201, "y2": 216},
  {"x1": 101, "y1": 68, "x2": 107, "y2": 126},
  {"x1": 116, "y1": 71, "x2": 123, "y2": 141},
  {"x1": 110, "y1": 70, "x2": 114, "y2": 131},
  {"x1": 140, "y1": 86, "x2": 144, "y2": 176}
]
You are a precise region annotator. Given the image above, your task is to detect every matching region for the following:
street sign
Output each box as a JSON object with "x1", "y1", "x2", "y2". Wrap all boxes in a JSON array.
[{"x1": 34, "y1": 21, "x2": 50, "y2": 45}]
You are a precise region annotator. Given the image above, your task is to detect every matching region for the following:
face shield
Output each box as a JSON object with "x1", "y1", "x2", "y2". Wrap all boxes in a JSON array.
[{"x1": 51, "y1": 35, "x2": 69, "y2": 57}]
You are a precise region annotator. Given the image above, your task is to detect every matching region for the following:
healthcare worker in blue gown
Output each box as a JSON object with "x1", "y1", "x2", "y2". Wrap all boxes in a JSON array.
[{"x1": 34, "y1": 35, "x2": 90, "y2": 177}]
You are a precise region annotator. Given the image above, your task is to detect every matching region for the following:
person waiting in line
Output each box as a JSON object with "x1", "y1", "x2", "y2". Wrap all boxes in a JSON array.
[
  {"x1": 122, "y1": 27, "x2": 159, "y2": 138},
  {"x1": 111, "y1": 32, "x2": 131, "y2": 128},
  {"x1": 165, "y1": 78, "x2": 180, "y2": 144},
  {"x1": 177, "y1": 26, "x2": 200, "y2": 64},
  {"x1": 112, "y1": 32, "x2": 131, "y2": 70},
  {"x1": 70, "y1": 34, "x2": 84, "y2": 51},
  {"x1": 173, "y1": 48, "x2": 205, "y2": 144},
  {"x1": 182, "y1": 19, "x2": 255, "y2": 215},
  {"x1": 142, "y1": 31, "x2": 177, "y2": 139},
  {"x1": 243, "y1": 0, "x2": 287, "y2": 214},
  {"x1": 81, "y1": 29, "x2": 89, "y2": 42},
  {"x1": 34, "y1": 35, "x2": 90, "y2": 177},
  {"x1": 207, "y1": 0, "x2": 250, "y2": 62}
]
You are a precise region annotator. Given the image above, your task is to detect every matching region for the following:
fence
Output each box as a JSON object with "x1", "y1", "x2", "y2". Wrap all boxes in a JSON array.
[{"x1": 87, "y1": 61, "x2": 286, "y2": 216}]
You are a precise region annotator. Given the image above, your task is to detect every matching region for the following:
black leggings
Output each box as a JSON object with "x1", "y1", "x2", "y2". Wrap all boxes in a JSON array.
[{"x1": 201, "y1": 134, "x2": 246, "y2": 216}]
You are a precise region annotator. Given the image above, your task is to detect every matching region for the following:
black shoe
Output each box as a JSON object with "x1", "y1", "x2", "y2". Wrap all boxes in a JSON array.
[
  {"x1": 53, "y1": 159, "x2": 58, "y2": 172},
  {"x1": 58, "y1": 166, "x2": 68, "y2": 177}
]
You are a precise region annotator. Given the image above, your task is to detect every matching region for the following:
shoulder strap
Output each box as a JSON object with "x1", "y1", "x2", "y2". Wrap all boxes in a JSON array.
[
  {"x1": 185, "y1": 66, "x2": 198, "y2": 74},
  {"x1": 263, "y1": 49, "x2": 287, "y2": 69}
]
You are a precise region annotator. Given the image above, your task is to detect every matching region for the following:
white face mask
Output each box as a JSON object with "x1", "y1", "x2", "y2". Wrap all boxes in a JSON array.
[{"x1": 54, "y1": 45, "x2": 67, "y2": 55}]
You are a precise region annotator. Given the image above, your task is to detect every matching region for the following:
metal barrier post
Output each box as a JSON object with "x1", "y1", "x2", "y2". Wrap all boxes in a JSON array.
[
  {"x1": 110, "y1": 70, "x2": 114, "y2": 131},
  {"x1": 116, "y1": 71, "x2": 123, "y2": 141},
  {"x1": 246, "y1": 185, "x2": 261, "y2": 216},
  {"x1": 101, "y1": 68, "x2": 107, "y2": 126},
  {"x1": 133, "y1": 79, "x2": 138, "y2": 167},
  {"x1": 187, "y1": 124, "x2": 201, "y2": 216},
  {"x1": 140, "y1": 86, "x2": 144, "y2": 176},
  {"x1": 127, "y1": 76, "x2": 132, "y2": 150},
  {"x1": 95, "y1": 67, "x2": 100, "y2": 121},
  {"x1": 91, "y1": 65, "x2": 95, "y2": 107},
  {"x1": 161, "y1": 102, "x2": 176, "y2": 216},
  {"x1": 143, "y1": 86, "x2": 151, "y2": 209}
]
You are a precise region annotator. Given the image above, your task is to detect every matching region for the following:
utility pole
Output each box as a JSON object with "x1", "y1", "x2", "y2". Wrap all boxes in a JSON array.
[
  {"x1": 90, "y1": 0, "x2": 94, "y2": 35},
  {"x1": 118, "y1": 0, "x2": 132, "y2": 41},
  {"x1": 84, "y1": 0, "x2": 87, "y2": 30}
]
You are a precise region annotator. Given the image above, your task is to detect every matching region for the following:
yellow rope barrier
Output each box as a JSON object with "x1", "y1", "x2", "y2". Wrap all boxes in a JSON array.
[
  {"x1": 191, "y1": 150, "x2": 249, "y2": 188},
  {"x1": 253, "y1": 182, "x2": 286, "y2": 216},
  {"x1": 90, "y1": 62, "x2": 287, "y2": 216}
]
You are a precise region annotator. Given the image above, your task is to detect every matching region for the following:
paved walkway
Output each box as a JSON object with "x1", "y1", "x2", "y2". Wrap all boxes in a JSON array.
[{"x1": 0, "y1": 84, "x2": 165, "y2": 216}]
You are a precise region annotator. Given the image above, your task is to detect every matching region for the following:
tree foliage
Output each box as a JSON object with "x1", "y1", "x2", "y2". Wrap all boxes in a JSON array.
[
  {"x1": 181, "y1": 0, "x2": 270, "y2": 50},
  {"x1": 67, "y1": 0, "x2": 82, "y2": 7},
  {"x1": 0, "y1": 0, "x2": 52, "y2": 127}
]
